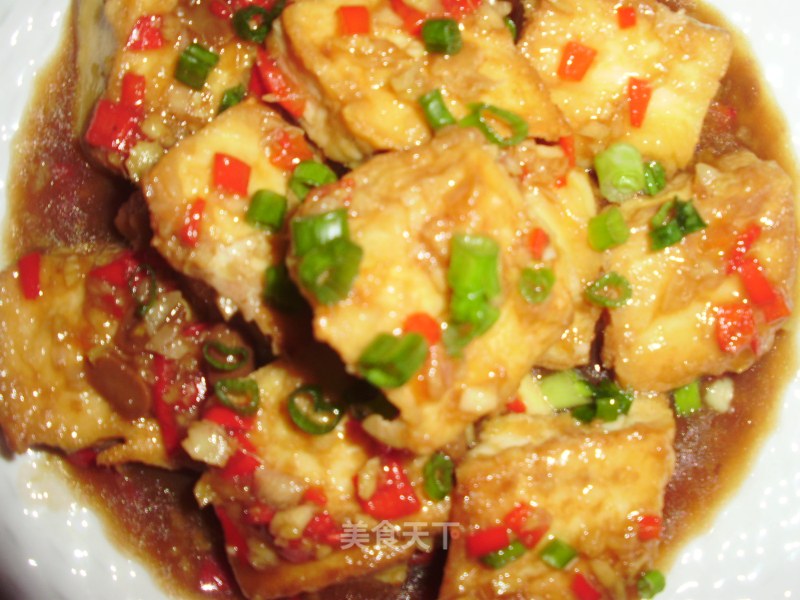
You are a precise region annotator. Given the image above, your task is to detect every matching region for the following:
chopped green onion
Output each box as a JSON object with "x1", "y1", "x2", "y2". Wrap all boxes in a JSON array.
[
  {"x1": 215, "y1": 378, "x2": 260, "y2": 416},
  {"x1": 421, "y1": 18, "x2": 462, "y2": 54},
  {"x1": 594, "y1": 142, "x2": 645, "y2": 203},
  {"x1": 675, "y1": 199, "x2": 707, "y2": 235},
  {"x1": 127, "y1": 263, "x2": 157, "y2": 317},
  {"x1": 673, "y1": 379, "x2": 702, "y2": 417},
  {"x1": 219, "y1": 84, "x2": 246, "y2": 113},
  {"x1": 460, "y1": 103, "x2": 529, "y2": 147},
  {"x1": 519, "y1": 266, "x2": 555, "y2": 304},
  {"x1": 504, "y1": 16, "x2": 517, "y2": 39},
  {"x1": 649, "y1": 219, "x2": 683, "y2": 250},
  {"x1": 570, "y1": 403, "x2": 597, "y2": 423},
  {"x1": 287, "y1": 385, "x2": 343, "y2": 435},
  {"x1": 480, "y1": 540, "x2": 527, "y2": 569},
  {"x1": 289, "y1": 161, "x2": 338, "y2": 200},
  {"x1": 539, "y1": 370, "x2": 593, "y2": 409},
  {"x1": 419, "y1": 89, "x2": 456, "y2": 130},
  {"x1": 202, "y1": 341, "x2": 250, "y2": 372},
  {"x1": 297, "y1": 238, "x2": 363, "y2": 305},
  {"x1": 585, "y1": 272, "x2": 632, "y2": 308},
  {"x1": 358, "y1": 332, "x2": 429, "y2": 389},
  {"x1": 592, "y1": 379, "x2": 633, "y2": 422},
  {"x1": 588, "y1": 206, "x2": 630, "y2": 251},
  {"x1": 175, "y1": 43, "x2": 220, "y2": 90},
  {"x1": 246, "y1": 190, "x2": 287, "y2": 232},
  {"x1": 637, "y1": 569, "x2": 666, "y2": 599},
  {"x1": 442, "y1": 315, "x2": 496, "y2": 357},
  {"x1": 232, "y1": 0, "x2": 284, "y2": 43},
  {"x1": 423, "y1": 452, "x2": 454, "y2": 500},
  {"x1": 449, "y1": 293, "x2": 500, "y2": 333},
  {"x1": 448, "y1": 234, "x2": 501, "y2": 297},
  {"x1": 649, "y1": 198, "x2": 707, "y2": 250},
  {"x1": 539, "y1": 538, "x2": 577, "y2": 569},
  {"x1": 291, "y1": 208, "x2": 349, "y2": 257},
  {"x1": 643, "y1": 160, "x2": 666, "y2": 195},
  {"x1": 264, "y1": 263, "x2": 304, "y2": 312}
]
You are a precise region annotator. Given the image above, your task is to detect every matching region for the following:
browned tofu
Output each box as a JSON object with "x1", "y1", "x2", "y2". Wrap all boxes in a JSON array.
[
  {"x1": 603, "y1": 152, "x2": 797, "y2": 391},
  {"x1": 287, "y1": 128, "x2": 573, "y2": 454},
  {"x1": 270, "y1": 0, "x2": 567, "y2": 165},
  {"x1": 440, "y1": 394, "x2": 675, "y2": 599}
]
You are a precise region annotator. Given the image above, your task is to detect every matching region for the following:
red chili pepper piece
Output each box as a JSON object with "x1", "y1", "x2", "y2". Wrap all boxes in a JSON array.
[
  {"x1": 715, "y1": 303, "x2": 755, "y2": 354},
  {"x1": 210, "y1": 0, "x2": 232, "y2": 19},
  {"x1": 152, "y1": 354, "x2": 182, "y2": 454},
  {"x1": 248, "y1": 62, "x2": 267, "y2": 99},
  {"x1": 303, "y1": 486, "x2": 328, "y2": 506},
  {"x1": 442, "y1": 0, "x2": 482, "y2": 20},
  {"x1": 18, "y1": 252, "x2": 42, "y2": 300},
  {"x1": 269, "y1": 129, "x2": 314, "y2": 171},
  {"x1": 465, "y1": 525, "x2": 510, "y2": 558},
  {"x1": 628, "y1": 77, "x2": 653, "y2": 128},
  {"x1": 203, "y1": 405, "x2": 256, "y2": 432},
  {"x1": 89, "y1": 251, "x2": 139, "y2": 287},
  {"x1": 215, "y1": 506, "x2": 250, "y2": 560},
  {"x1": 503, "y1": 504, "x2": 550, "y2": 548},
  {"x1": 221, "y1": 449, "x2": 261, "y2": 481},
  {"x1": 389, "y1": 0, "x2": 427, "y2": 34},
  {"x1": 528, "y1": 228, "x2": 550, "y2": 260},
  {"x1": 255, "y1": 49, "x2": 306, "y2": 118},
  {"x1": 403, "y1": 312, "x2": 441, "y2": 346},
  {"x1": 338, "y1": 5, "x2": 371, "y2": 35},
  {"x1": 738, "y1": 258, "x2": 790, "y2": 323},
  {"x1": 506, "y1": 397, "x2": 526, "y2": 414},
  {"x1": 181, "y1": 199, "x2": 206, "y2": 247},
  {"x1": 557, "y1": 41, "x2": 597, "y2": 82},
  {"x1": 572, "y1": 571, "x2": 603, "y2": 600},
  {"x1": 304, "y1": 511, "x2": 342, "y2": 546},
  {"x1": 726, "y1": 223, "x2": 762, "y2": 274},
  {"x1": 120, "y1": 72, "x2": 146, "y2": 117},
  {"x1": 559, "y1": 135, "x2": 576, "y2": 167},
  {"x1": 244, "y1": 502, "x2": 276, "y2": 526},
  {"x1": 637, "y1": 513, "x2": 663, "y2": 541},
  {"x1": 357, "y1": 459, "x2": 421, "y2": 520},
  {"x1": 617, "y1": 6, "x2": 637, "y2": 29},
  {"x1": 85, "y1": 99, "x2": 143, "y2": 153},
  {"x1": 213, "y1": 153, "x2": 251, "y2": 196},
  {"x1": 126, "y1": 15, "x2": 164, "y2": 51}
]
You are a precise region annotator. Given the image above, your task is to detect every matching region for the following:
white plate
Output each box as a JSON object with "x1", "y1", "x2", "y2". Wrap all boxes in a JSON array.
[{"x1": 0, "y1": 1, "x2": 798, "y2": 598}]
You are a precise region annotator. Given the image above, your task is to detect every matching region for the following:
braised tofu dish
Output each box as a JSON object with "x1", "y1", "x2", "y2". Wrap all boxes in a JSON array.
[{"x1": 0, "y1": 0, "x2": 797, "y2": 599}]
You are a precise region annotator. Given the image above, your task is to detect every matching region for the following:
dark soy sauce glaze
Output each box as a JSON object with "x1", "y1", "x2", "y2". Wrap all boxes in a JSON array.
[{"x1": 3, "y1": 1, "x2": 797, "y2": 598}]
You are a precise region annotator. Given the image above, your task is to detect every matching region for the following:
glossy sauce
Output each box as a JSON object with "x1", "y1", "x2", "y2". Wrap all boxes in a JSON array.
[{"x1": 2, "y1": 1, "x2": 797, "y2": 598}]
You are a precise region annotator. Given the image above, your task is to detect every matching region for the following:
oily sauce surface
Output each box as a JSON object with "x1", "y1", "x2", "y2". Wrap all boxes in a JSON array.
[{"x1": 2, "y1": 1, "x2": 798, "y2": 598}]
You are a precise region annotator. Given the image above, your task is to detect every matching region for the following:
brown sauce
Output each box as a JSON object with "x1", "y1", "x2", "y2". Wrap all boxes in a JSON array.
[{"x1": 2, "y1": 1, "x2": 798, "y2": 598}]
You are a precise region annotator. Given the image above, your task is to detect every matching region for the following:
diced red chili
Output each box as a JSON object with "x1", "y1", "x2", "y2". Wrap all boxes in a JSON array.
[
  {"x1": 303, "y1": 486, "x2": 328, "y2": 506},
  {"x1": 244, "y1": 502, "x2": 276, "y2": 526},
  {"x1": 221, "y1": 449, "x2": 261, "y2": 481},
  {"x1": 557, "y1": 41, "x2": 597, "y2": 82},
  {"x1": 715, "y1": 303, "x2": 755, "y2": 354},
  {"x1": 442, "y1": 0, "x2": 482, "y2": 19},
  {"x1": 18, "y1": 252, "x2": 42, "y2": 300},
  {"x1": 203, "y1": 405, "x2": 256, "y2": 432},
  {"x1": 269, "y1": 129, "x2": 314, "y2": 171},
  {"x1": 617, "y1": 6, "x2": 637, "y2": 29},
  {"x1": 89, "y1": 251, "x2": 139, "y2": 287},
  {"x1": 85, "y1": 99, "x2": 142, "y2": 153},
  {"x1": 210, "y1": 0, "x2": 232, "y2": 19},
  {"x1": 120, "y1": 72, "x2": 146, "y2": 117},
  {"x1": 528, "y1": 227, "x2": 550, "y2": 260},
  {"x1": 215, "y1": 507, "x2": 249, "y2": 560},
  {"x1": 403, "y1": 312, "x2": 441, "y2": 346},
  {"x1": 572, "y1": 572, "x2": 602, "y2": 600},
  {"x1": 255, "y1": 49, "x2": 306, "y2": 118},
  {"x1": 628, "y1": 77, "x2": 653, "y2": 128},
  {"x1": 152, "y1": 354, "x2": 182, "y2": 454},
  {"x1": 126, "y1": 15, "x2": 164, "y2": 51},
  {"x1": 738, "y1": 258, "x2": 790, "y2": 323},
  {"x1": 356, "y1": 459, "x2": 421, "y2": 520},
  {"x1": 503, "y1": 504, "x2": 550, "y2": 548},
  {"x1": 559, "y1": 135, "x2": 576, "y2": 167},
  {"x1": 726, "y1": 223, "x2": 762, "y2": 274},
  {"x1": 248, "y1": 62, "x2": 267, "y2": 98},
  {"x1": 465, "y1": 525, "x2": 510, "y2": 558},
  {"x1": 637, "y1": 514, "x2": 663, "y2": 541},
  {"x1": 213, "y1": 153, "x2": 251, "y2": 196},
  {"x1": 180, "y1": 199, "x2": 206, "y2": 248},
  {"x1": 338, "y1": 5, "x2": 371, "y2": 35},
  {"x1": 506, "y1": 397, "x2": 526, "y2": 414},
  {"x1": 389, "y1": 0, "x2": 427, "y2": 34},
  {"x1": 303, "y1": 511, "x2": 342, "y2": 546}
]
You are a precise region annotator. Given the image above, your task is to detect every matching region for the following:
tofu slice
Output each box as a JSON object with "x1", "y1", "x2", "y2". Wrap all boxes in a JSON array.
[
  {"x1": 0, "y1": 249, "x2": 169, "y2": 467},
  {"x1": 143, "y1": 100, "x2": 306, "y2": 352},
  {"x1": 270, "y1": 0, "x2": 567, "y2": 166},
  {"x1": 192, "y1": 360, "x2": 451, "y2": 599},
  {"x1": 603, "y1": 151, "x2": 797, "y2": 391},
  {"x1": 288, "y1": 128, "x2": 573, "y2": 453},
  {"x1": 519, "y1": 0, "x2": 732, "y2": 172},
  {"x1": 439, "y1": 394, "x2": 675, "y2": 599}
]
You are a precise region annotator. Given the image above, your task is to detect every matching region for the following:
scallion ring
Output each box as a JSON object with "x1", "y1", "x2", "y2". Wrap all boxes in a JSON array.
[
  {"x1": 287, "y1": 385, "x2": 343, "y2": 435},
  {"x1": 297, "y1": 237, "x2": 363, "y2": 305},
  {"x1": 175, "y1": 43, "x2": 220, "y2": 90},
  {"x1": 421, "y1": 18, "x2": 462, "y2": 54},
  {"x1": 358, "y1": 332, "x2": 429, "y2": 389},
  {"x1": 593, "y1": 142, "x2": 645, "y2": 203},
  {"x1": 588, "y1": 206, "x2": 630, "y2": 251},
  {"x1": 481, "y1": 540, "x2": 527, "y2": 569},
  {"x1": 460, "y1": 103, "x2": 529, "y2": 147},
  {"x1": 418, "y1": 89, "x2": 456, "y2": 130},
  {"x1": 219, "y1": 84, "x2": 246, "y2": 113},
  {"x1": 291, "y1": 208, "x2": 349, "y2": 257},
  {"x1": 423, "y1": 452, "x2": 454, "y2": 500},
  {"x1": 232, "y1": 0, "x2": 285, "y2": 43},
  {"x1": 127, "y1": 263, "x2": 157, "y2": 317},
  {"x1": 246, "y1": 189, "x2": 287, "y2": 232},
  {"x1": 643, "y1": 160, "x2": 666, "y2": 195},
  {"x1": 519, "y1": 266, "x2": 555, "y2": 304},
  {"x1": 637, "y1": 569, "x2": 667, "y2": 599},
  {"x1": 585, "y1": 272, "x2": 632, "y2": 308},
  {"x1": 538, "y1": 538, "x2": 577, "y2": 570},
  {"x1": 289, "y1": 161, "x2": 338, "y2": 201},
  {"x1": 215, "y1": 378, "x2": 260, "y2": 416},
  {"x1": 202, "y1": 340, "x2": 250, "y2": 372}
]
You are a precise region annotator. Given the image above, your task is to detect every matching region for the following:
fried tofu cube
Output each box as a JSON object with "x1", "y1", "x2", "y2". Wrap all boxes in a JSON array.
[
  {"x1": 439, "y1": 394, "x2": 675, "y2": 599},
  {"x1": 603, "y1": 152, "x2": 797, "y2": 391},
  {"x1": 519, "y1": 0, "x2": 732, "y2": 171},
  {"x1": 270, "y1": 0, "x2": 567, "y2": 165},
  {"x1": 143, "y1": 100, "x2": 308, "y2": 351},
  {"x1": 287, "y1": 128, "x2": 573, "y2": 453}
]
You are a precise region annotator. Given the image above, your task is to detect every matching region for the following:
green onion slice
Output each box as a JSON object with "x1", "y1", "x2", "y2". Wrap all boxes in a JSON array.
[
  {"x1": 594, "y1": 142, "x2": 646, "y2": 203},
  {"x1": 637, "y1": 569, "x2": 667, "y2": 599},
  {"x1": 480, "y1": 540, "x2": 527, "y2": 569},
  {"x1": 264, "y1": 263, "x2": 304, "y2": 312},
  {"x1": 460, "y1": 103, "x2": 529, "y2": 147},
  {"x1": 297, "y1": 238, "x2": 363, "y2": 305},
  {"x1": 358, "y1": 332, "x2": 429, "y2": 389},
  {"x1": 289, "y1": 161, "x2": 338, "y2": 201},
  {"x1": 291, "y1": 208, "x2": 349, "y2": 257},
  {"x1": 539, "y1": 538, "x2": 577, "y2": 570},
  {"x1": 215, "y1": 378, "x2": 260, "y2": 416},
  {"x1": 419, "y1": 89, "x2": 457, "y2": 130},
  {"x1": 127, "y1": 263, "x2": 157, "y2": 317},
  {"x1": 232, "y1": 1, "x2": 285, "y2": 43},
  {"x1": 175, "y1": 43, "x2": 220, "y2": 90},
  {"x1": 649, "y1": 198, "x2": 707, "y2": 250},
  {"x1": 423, "y1": 452, "x2": 454, "y2": 501},
  {"x1": 246, "y1": 189, "x2": 287, "y2": 232},
  {"x1": 539, "y1": 370, "x2": 593, "y2": 409},
  {"x1": 519, "y1": 266, "x2": 555, "y2": 304},
  {"x1": 592, "y1": 379, "x2": 633, "y2": 422},
  {"x1": 504, "y1": 16, "x2": 517, "y2": 39},
  {"x1": 585, "y1": 272, "x2": 632, "y2": 308},
  {"x1": 673, "y1": 379, "x2": 702, "y2": 417},
  {"x1": 421, "y1": 18, "x2": 462, "y2": 54},
  {"x1": 588, "y1": 206, "x2": 630, "y2": 251},
  {"x1": 202, "y1": 340, "x2": 250, "y2": 372},
  {"x1": 219, "y1": 84, "x2": 246, "y2": 113},
  {"x1": 643, "y1": 160, "x2": 666, "y2": 195},
  {"x1": 449, "y1": 234, "x2": 501, "y2": 297},
  {"x1": 570, "y1": 403, "x2": 597, "y2": 423},
  {"x1": 287, "y1": 385, "x2": 343, "y2": 435}
]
